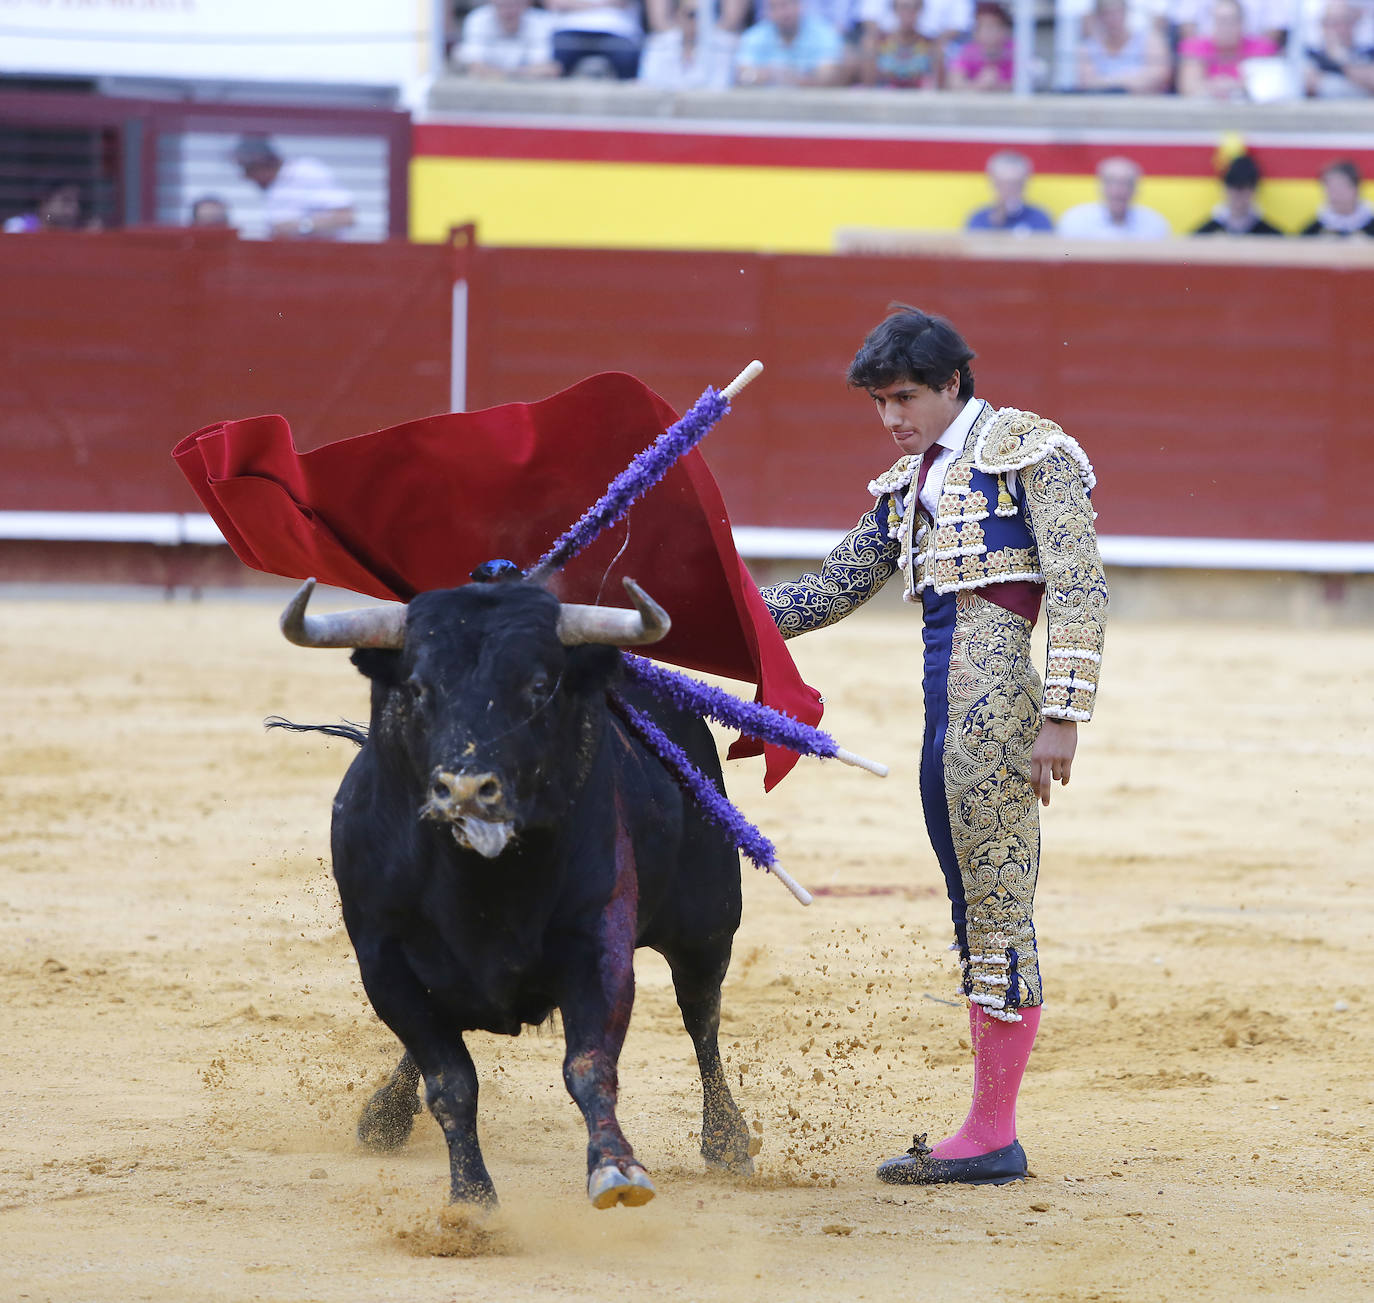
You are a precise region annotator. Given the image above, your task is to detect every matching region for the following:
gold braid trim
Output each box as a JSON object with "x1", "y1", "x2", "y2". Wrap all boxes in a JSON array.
[
  {"x1": 974, "y1": 407, "x2": 1097, "y2": 495},
  {"x1": 1019, "y1": 446, "x2": 1109, "y2": 722},
  {"x1": 758, "y1": 508, "x2": 899, "y2": 640}
]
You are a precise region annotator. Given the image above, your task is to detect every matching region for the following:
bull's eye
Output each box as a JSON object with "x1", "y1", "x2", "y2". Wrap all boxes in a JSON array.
[
  {"x1": 405, "y1": 675, "x2": 429, "y2": 705},
  {"x1": 525, "y1": 669, "x2": 552, "y2": 706}
]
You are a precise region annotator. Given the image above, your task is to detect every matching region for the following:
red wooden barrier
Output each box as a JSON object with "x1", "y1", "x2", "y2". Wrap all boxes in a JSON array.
[
  {"x1": 465, "y1": 247, "x2": 1374, "y2": 543},
  {"x1": 1, "y1": 229, "x2": 458, "y2": 513},
  {"x1": 3, "y1": 231, "x2": 1371, "y2": 546}
]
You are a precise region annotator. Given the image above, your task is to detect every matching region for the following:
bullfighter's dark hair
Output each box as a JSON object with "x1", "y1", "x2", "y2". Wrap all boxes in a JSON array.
[{"x1": 846, "y1": 304, "x2": 976, "y2": 400}]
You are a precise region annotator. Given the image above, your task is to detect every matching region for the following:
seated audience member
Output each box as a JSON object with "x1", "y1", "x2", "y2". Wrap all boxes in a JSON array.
[
  {"x1": 861, "y1": 0, "x2": 941, "y2": 86},
  {"x1": 3, "y1": 180, "x2": 83, "y2": 233},
  {"x1": 735, "y1": 0, "x2": 845, "y2": 86},
  {"x1": 545, "y1": 0, "x2": 644, "y2": 77},
  {"x1": 860, "y1": 0, "x2": 971, "y2": 40},
  {"x1": 233, "y1": 136, "x2": 355, "y2": 241},
  {"x1": 639, "y1": 0, "x2": 738, "y2": 86},
  {"x1": 646, "y1": 0, "x2": 751, "y2": 31},
  {"x1": 966, "y1": 151, "x2": 1055, "y2": 231},
  {"x1": 1193, "y1": 154, "x2": 1283, "y2": 234},
  {"x1": 189, "y1": 195, "x2": 232, "y2": 228},
  {"x1": 1301, "y1": 159, "x2": 1374, "y2": 236},
  {"x1": 946, "y1": 1, "x2": 1015, "y2": 91},
  {"x1": 1172, "y1": 0, "x2": 1288, "y2": 44},
  {"x1": 1305, "y1": 0, "x2": 1374, "y2": 98},
  {"x1": 1058, "y1": 155, "x2": 1172, "y2": 238},
  {"x1": 453, "y1": 0, "x2": 560, "y2": 77},
  {"x1": 1077, "y1": 0, "x2": 1173, "y2": 92},
  {"x1": 1177, "y1": 0, "x2": 1278, "y2": 98}
]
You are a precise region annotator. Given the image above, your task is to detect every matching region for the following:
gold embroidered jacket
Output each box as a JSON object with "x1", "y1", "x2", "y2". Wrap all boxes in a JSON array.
[{"x1": 760, "y1": 405, "x2": 1108, "y2": 723}]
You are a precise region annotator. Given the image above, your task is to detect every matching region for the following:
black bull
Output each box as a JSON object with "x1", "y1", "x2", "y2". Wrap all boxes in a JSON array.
[{"x1": 276, "y1": 579, "x2": 754, "y2": 1209}]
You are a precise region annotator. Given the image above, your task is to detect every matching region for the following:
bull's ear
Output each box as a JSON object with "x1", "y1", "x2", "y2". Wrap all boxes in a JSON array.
[
  {"x1": 350, "y1": 648, "x2": 404, "y2": 685},
  {"x1": 562, "y1": 644, "x2": 622, "y2": 697}
]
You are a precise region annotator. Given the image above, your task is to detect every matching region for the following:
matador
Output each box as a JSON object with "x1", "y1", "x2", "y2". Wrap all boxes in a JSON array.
[{"x1": 759, "y1": 306, "x2": 1108, "y2": 1186}]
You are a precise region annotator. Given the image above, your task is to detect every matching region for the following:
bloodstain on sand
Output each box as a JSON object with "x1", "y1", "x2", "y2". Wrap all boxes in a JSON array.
[{"x1": 1, "y1": 596, "x2": 1371, "y2": 1300}]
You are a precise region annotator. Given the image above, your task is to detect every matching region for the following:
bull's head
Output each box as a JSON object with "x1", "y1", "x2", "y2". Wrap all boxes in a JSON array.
[{"x1": 279, "y1": 577, "x2": 668, "y2": 859}]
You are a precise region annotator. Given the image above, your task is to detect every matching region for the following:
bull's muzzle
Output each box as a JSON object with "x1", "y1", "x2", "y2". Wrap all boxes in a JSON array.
[{"x1": 421, "y1": 770, "x2": 514, "y2": 859}]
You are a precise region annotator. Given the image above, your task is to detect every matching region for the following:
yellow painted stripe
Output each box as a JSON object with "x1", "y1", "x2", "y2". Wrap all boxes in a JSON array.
[{"x1": 411, "y1": 156, "x2": 1341, "y2": 249}]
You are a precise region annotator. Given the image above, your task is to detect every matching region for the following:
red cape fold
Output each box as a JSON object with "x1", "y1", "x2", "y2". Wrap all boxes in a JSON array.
[{"x1": 171, "y1": 371, "x2": 822, "y2": 789}]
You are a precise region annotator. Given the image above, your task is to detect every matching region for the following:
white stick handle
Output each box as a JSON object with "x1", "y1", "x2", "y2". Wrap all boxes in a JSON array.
[
  {"x1": 833, "y1": 746, "x2": 890, "y2": 778},
  {"x1": 769, "y1": 863, "x2": 813, "y2": 907},
  {"x1": 721, "y1": 360, "x2": 763, "y2": 400}
]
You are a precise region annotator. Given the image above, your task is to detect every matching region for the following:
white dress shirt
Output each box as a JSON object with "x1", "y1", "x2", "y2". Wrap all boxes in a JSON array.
[
  {"x1": 1057, "y1": 201, "x2": 1172, "y2": 240},
  {"x1": 918, "y1": 397, "x2": 987, "y2": 519},
  {"x1": 263, "y1": 158, "x2": 354, "y2": 237}
]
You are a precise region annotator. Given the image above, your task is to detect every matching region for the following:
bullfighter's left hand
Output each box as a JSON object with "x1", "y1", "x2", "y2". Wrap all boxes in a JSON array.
[{"x1": 1030, "y1": 718, "x2": 1077, "y2": 807}]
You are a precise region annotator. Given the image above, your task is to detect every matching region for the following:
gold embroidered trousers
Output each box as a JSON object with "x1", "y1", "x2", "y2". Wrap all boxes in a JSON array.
[{"x1": 922, "y1": 588, "x2": 1043, "y2": 1015}]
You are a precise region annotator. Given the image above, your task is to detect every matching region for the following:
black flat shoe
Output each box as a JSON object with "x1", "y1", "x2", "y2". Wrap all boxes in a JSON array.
[{"x1": 876, "y1": 1134, "x2": 1028, "y2": 1186}]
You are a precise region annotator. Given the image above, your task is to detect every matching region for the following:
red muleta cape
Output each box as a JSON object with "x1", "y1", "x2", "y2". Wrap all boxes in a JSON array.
[{"x1": 172, "y1": 371, "x2": 822, "y2": 790}]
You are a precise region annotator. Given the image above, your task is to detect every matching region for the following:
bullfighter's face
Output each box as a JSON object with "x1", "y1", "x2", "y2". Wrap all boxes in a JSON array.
[{"x1": 868, "y1": 372, "x2": 964, "y2": 458}]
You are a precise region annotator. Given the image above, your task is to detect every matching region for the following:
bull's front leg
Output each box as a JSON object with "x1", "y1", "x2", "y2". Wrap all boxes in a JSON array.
[
  {"x1": 558, "y1": 826, "x2": 654, "y2": 1210},
  {"x1": 353, "y1": 936, "x2": 498, "y2": 1207}
]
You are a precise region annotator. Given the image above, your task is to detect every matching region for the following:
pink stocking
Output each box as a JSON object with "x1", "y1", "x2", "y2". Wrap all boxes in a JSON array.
[{"x1": 931, "y1": 1004, "x2": 1041, "y2": 1160}]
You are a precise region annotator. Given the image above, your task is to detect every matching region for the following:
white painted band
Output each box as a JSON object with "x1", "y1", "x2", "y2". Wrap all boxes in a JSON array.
[
  {"x1": 5, "y1": 513, "x2": 1374, "y2": 574},
  {"x1": 731, "y1": 525, "x2": 1374, "y2": 573}
]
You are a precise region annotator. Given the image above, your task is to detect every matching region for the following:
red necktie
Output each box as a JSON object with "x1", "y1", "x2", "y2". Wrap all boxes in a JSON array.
[{"x1": 916, "y1": 444, "x2": 941, "y2": 510}]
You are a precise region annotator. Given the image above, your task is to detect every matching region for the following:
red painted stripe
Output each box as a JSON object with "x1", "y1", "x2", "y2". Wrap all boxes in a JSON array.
[{"x1": 414, "y1": 121, "x2": 1374, "y2": 180}]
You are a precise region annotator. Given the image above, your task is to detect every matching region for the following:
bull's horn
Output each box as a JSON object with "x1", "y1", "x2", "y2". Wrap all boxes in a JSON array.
[
  {"x1": 556, "y1": 578, "x2": 670, "y2": 647},
  {"x1": 279, "y1": 578, "x2": 407, "y2": 649}
]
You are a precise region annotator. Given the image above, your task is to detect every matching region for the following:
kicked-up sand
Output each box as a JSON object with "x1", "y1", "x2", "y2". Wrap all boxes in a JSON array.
[{"x1": 0, "y1": 591, "x2": 1370, "y2": 1301}]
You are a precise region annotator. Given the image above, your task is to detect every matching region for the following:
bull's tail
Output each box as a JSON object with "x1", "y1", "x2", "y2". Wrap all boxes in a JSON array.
[{"x1": 264, "y1": 716, "x2": 369, "y2": 747}]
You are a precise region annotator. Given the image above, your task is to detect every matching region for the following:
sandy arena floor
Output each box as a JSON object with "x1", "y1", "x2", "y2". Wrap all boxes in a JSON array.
[{"x1": 1, "y1": 593, "x2": 1371, "y2": 1302}]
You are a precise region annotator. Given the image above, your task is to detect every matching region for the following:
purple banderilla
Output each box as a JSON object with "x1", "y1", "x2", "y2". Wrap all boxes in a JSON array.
[
  {"x1": 609, "y1": 692, "x2": 778, "y2": 874},
  {"x1": 621, "y1": 654, "x2": 843, "y2": 763},
  {"x1": 526, "y1": 386, "x2": 730, "y2": 580}
]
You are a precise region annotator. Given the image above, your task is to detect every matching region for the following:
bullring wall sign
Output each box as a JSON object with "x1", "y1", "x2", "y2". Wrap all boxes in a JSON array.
[{"x1": 0, "y1": 0, "x2": 436, "y2": 92}]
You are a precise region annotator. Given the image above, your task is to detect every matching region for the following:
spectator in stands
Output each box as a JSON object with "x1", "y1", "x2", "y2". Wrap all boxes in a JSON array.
[
  {"x1": 233, "y1": 137, "x2": 355, "y2": 241},
  {"x1": 859, "y1": 0, "x2": 972, "y2": 48},
  {"x1": 545, "y1": 0, "x2": 644, "y2": 77},
  {"x1": 945, "y1": 1, "x2": 1015, "y2": 91},
  {"x1": 1177, "y1": 0, "x2": 1279, "y2": 98},
  {"x1": 639, "y1": 0, "x2": 739, "y2": 88},
  {"x1": 965, "y1": 151, "x2": 1055, "y2": 232},
  {"x1": 3, "y1": 180, "x2": 83, "y2": 233},
  {"x1": 646, "y1": 0, "x2": 751, "y2": 32},
  {"x1": 1192, "y1": 153, "x2": 1283, "y2": 234},
  {"x1": 189, "y1": 195, "x2": 232, "y2": 228},
  {"x1": 1058, "y1": 155, "x2": 1172, "y2": 238},
  {"x1": 859, "y1": 0, "x2": 941, "y2": 86},
  {"x1": 735, "y1": 0, "x2": 846, "y2": 86},
  {"x1": 452, "y1": 0, "x2": 560, "y2": 78},
  {"x1": 1301, "y1": 158, "x2": 1374, "y2": 236},
  {"x1": 855, "y1": 0, "x2": 971, "y2": 84},
  {"x1": 1076, "y1": 0, "x2": 1173, "y2": 92},
  {"x1": 1172, "y1": 0, "x2": 1288, "y2": 45},
  {"x1": 1304, "y1": 0, "x2": 1374, "y2": 97}
]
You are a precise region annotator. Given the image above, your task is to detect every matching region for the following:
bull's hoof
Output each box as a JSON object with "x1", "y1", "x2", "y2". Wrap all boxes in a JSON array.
[
  {"x1": 356, "y1": 1086, "x2": 422, "y2": 1151},
  {"x1": 705, "y1": 1152, "x2": 755, "y2": 1177},
  {"x1": 702, "y1": 1119, "x2": 757, "y2": 1176},
  {"x1": 588, "y1": 1163, "x2": 656, "y2": 1210}
]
